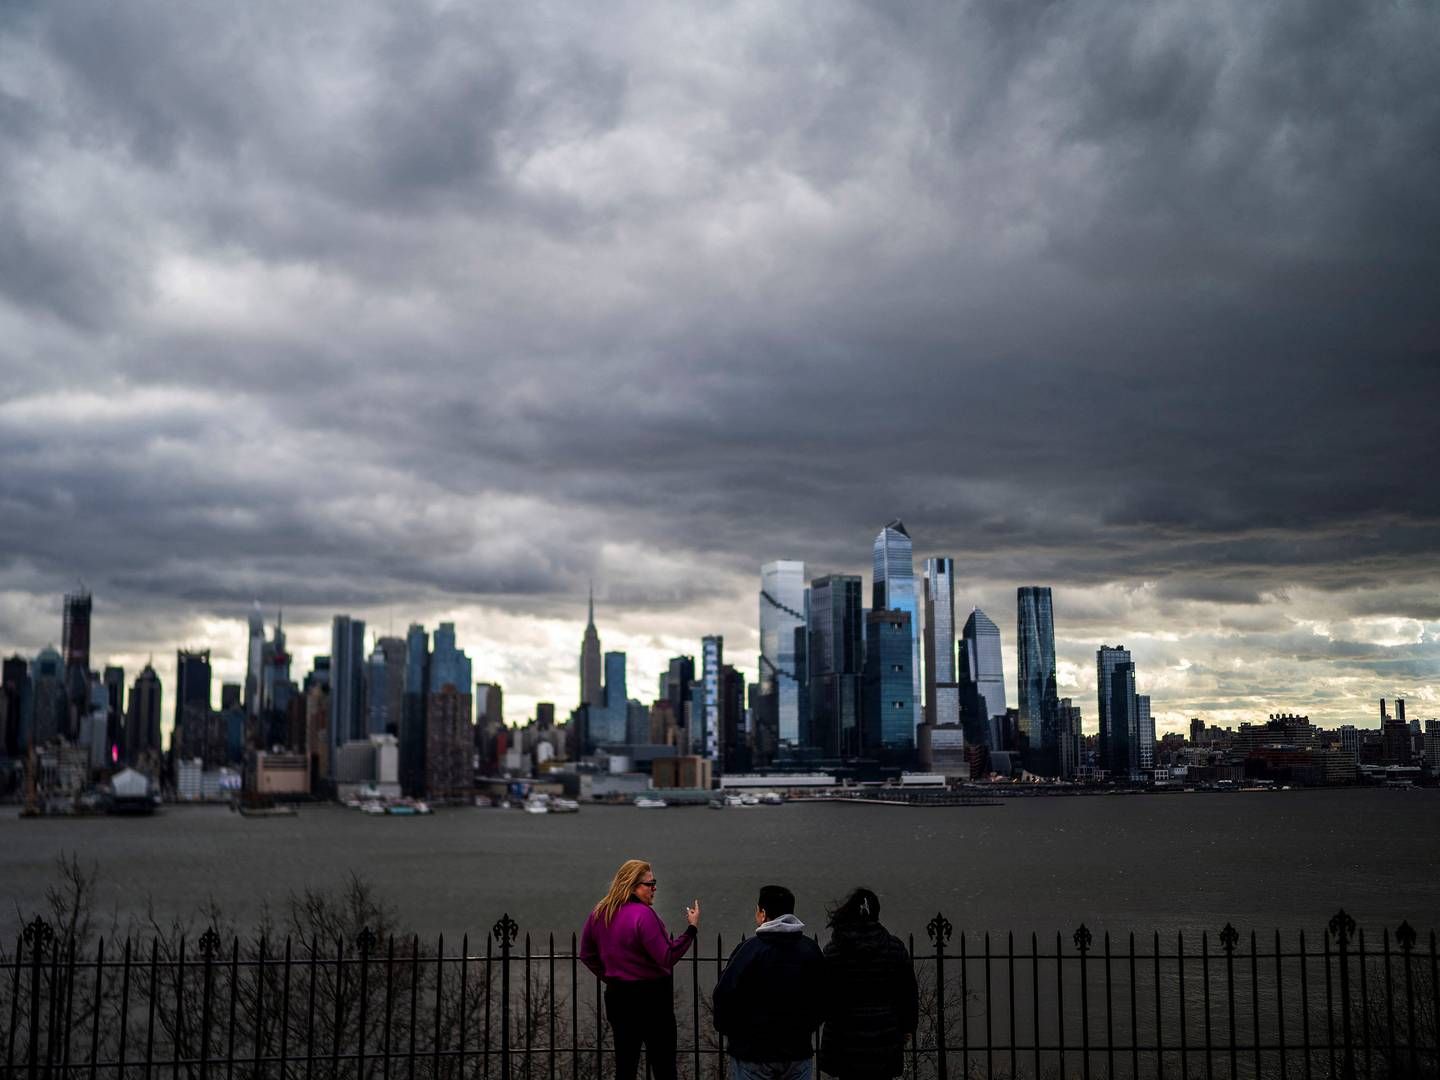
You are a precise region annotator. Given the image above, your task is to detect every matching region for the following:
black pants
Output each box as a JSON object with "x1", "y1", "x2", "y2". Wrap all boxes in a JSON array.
[{"x1": 604, "y1": 977, "x2": 677, "y2": 1080}]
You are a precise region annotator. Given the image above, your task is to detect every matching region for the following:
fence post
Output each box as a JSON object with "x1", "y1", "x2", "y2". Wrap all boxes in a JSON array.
[
  {"x1": 1329, "y1": 909, "x2": 1357, "y2": 1080},
  {"x1": 1221, "y1": 923, "x2": 1238, "y2": 1079},
  {"x1": 493, "y1": 915, "x2": 519, "y2": 1080},
  {"x1": 198, "y1": 928, "x2": 220, "y2": 1080},
  {"x1": 1396, "y1": 922, "x2": 1418, "y2": 1080},
  {"x1": 926, "y1": 913, "x2": 952, "y2": 1080},
  {"x1": 356, "y1": 927, "x2": 377, "y2": 1080},
  {"x1": 24, "y1": 917, "x2": 52, "y2": 1080},
  {"x1": 1075, "y1": 924, "x2": 1092, "y2": 1080}
]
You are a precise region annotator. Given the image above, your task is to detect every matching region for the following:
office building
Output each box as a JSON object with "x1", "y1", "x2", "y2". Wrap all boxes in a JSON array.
[
  {"x1": 580, "y1": 588, "x2": 602, "y2": 709},
  {"x1": 245, "y1": 604, "x2": 266, "y2": 717},
  {"x1": 1016, "y1": 587, "x2": 1058, "y2": 751},
  {"x1": 701, "y1": 636, "x2": 723, "y2": 760},
  {"x1": 1, "y1": 655, "x2": 27, "y2": 757},
  {"x1": 923, "y1": 558, "x2": 961, "y2": 730},
  {"x1": 425, "y1": 682, "x2": 473, "y2": 798},
  {"x1": 863, "y1": 609, "x2": 916, "y2": 756},
  {"x1": 807, "y1": 575, "x2": 863, "y2": 757},
  {"x1": 872, "y1": 521, "x2": 921, "y2": 716},
  {"x1": 174, "y1": 649, "x2": 212, "y2": 730},
  {"x1": 126, "y1": 664, "x2": 162, "y2": 760},
  {"x1": 1057, "y1": 698, "x2": 1082, "y2": 780},
  {"x1": 366, "y1": 636, "x2": 406, "y2": 736},
  {"x1": 961, "y1": 610, "x2": 1006, "y2": 748},
  {"x1": 1096, "y1": 645, "x2": 1133, "y2": 775},
  {"x1": 1136, "y1": 694, "x2": 1154, "y2": 769},
  {"x1": 663, "y1": 656, "x2": 695, "y2": 744},
  {"x1": 29, "y1": 646, "x2": 67, "y2": 747},
  {"x1": 329, "y1": 616, "x2": 366, "y2": 771},
  {"x1": 759, "y1": 560, "x2": 806, "y2": 747},
  {"x1": 62, "y1": 591, "x2": 92, "y2": 733},
  {"x1": 400, "y1": 624, "x2": 428, "y2": 796}
]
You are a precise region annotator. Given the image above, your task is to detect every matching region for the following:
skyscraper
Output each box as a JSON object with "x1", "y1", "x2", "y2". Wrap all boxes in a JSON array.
[
  {"x1": 1136, "y1": 694, "x2": 1154, "y2": 770},
  {"x1": 591, "y1": 650, "x2": 628, "y2": 746},
  {"x1": 425, "y1": 682, "x2": 472, "y2": 798},
  {"x1": 174, "y1": 649, "x2": 212, "y2": 728},
  {"x1": 1107, "y1": 659, "x2": 1139, "y2": 779},
  {"x1": 245, "y1": 603, "x2": 266, "y2": 717},
  {"x1": 1056, "y1": 698, "x2": 1082, "y2": 779},
  {"x1": 329, "y1": 616, "x2": 366, "y2": 772},
  {"x1": 1, "y1": 655, "x2": 27, "y2": 757},
  {"x1": 701, "y1": 636, "x2": 723, "y2": 761},
  {"x1": 127, "y1": 663, "x2": 162, "y2": 761},
  {"x1": 401, "y1": 624, "x2": 429, "y2": 796},
  {"x1": 961, "y1": 610, "x2": 1006, "y2": 748},
  {"x1": 103, "y1": 665, "x2": 125, "y2": 761},
  {"x1": 923, "y1": 558, "x2": 960, "y2": 729},
  {"x1": 366, "y1": 637, "x2": 406, "y2": 735},
  {"x1": 580, "y1": 588, "x2": 602, "y2": 709},
  {"x1": 872, "y1": 521, "x2": 921, "y2": 714},
  {"x1": 1096, "y1": 645, "x2": 1133, "y2": 776},
  {"x1": 60, "y1": 591, "x2": 92, "y2": 737},
  {"x1": 759, "y1": 561, "x2": 806, "y2": 747},
  {"x1": 1017, "y1": 586, "x2": 1058, "y2": 752},
  {"x1": 807, "y1": 575, "x2": 863, "y2": 757},
  {"x1": 863, "y1": 609, "x2": 916, "y2": 757}
]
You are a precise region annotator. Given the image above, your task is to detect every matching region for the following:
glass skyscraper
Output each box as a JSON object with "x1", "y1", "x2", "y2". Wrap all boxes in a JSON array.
[
  {"x1": 961, "y1": 609, "x2": 1006, "y2": 748},
  {"x1": 329, "y1": 616, "x2": 366, "y2": 771},
  {"x1": 923, "y1": 558, "x2": 960, "y2": 729},
  {"x1": 1016, "y1": 586, "x2": 1058, "y2": 749},
  {"x1": 863, "y1": 609, "x2": 915, "y2": 754},
  {"x1": 872, "y1": 522, "x2": 921, "y2": 721},
  {"x1": 701, "y1": 636, "x2": 722, "y2": 761},
  {"x1": 759, "y1": 560, "x2": 806, "y2": 746},
  {"x1": 1096, "y1": 645, "x2": 1134, "y2": 777},
  {"x1": 807, "y1": 574, "x2": 863, "y2": 757}
]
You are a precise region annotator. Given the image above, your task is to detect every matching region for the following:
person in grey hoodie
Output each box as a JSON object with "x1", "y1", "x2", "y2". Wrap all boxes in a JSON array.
[{"x1": 712, "y1": 885, "x2": 826, "y2": 1080}]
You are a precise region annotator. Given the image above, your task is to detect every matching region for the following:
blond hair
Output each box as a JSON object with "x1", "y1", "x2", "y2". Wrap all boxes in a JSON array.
[{"x1": 592, "y1": 859, "x2": 652, "y2": 925}]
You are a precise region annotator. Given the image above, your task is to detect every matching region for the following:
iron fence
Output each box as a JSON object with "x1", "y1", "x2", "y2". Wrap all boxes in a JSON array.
[{"x1": 2, "y1": 909, "x2": 1437, "y2": 1080}]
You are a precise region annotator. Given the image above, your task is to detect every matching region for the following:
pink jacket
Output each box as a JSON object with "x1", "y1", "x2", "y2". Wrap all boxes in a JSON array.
[{"x1": 579, "y1": 899, "x2": 696, "y2": 982}]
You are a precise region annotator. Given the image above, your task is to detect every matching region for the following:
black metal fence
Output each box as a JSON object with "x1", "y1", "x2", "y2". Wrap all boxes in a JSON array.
[{"x1": 3, "y1": 910, "x2": 1437, "y2": 1080}]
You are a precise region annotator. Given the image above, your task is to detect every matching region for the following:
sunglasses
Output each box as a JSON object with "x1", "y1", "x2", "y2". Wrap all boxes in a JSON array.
[{"x1": 638, "y1": 880, "x2": 658, "y2": 888}]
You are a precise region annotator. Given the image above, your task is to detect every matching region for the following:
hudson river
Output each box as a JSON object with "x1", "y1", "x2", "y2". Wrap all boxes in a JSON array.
[{"x1": 4, "y1": 789, "x2": 1439, "y2": 944}]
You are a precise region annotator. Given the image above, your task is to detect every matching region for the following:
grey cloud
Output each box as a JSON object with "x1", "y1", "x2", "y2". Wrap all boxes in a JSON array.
[{"x1": 1, "y1": 0, "x2": 1437, "y2": 721}]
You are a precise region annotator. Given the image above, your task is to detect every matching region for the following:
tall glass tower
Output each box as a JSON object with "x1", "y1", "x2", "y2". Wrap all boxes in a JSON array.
[
  {"x1": 759, "y1": 561, "x2": 806, "y2": 746},
  {"x1": 807, "y1": 574, "x2": 863, "y2": 757},
  {"x1": 1096, "y1": 645, "x2": 1133, "y2": 775},
  {"x1": 873, "y1": 521, "x2": 920, "y2": 731},
  {"x1": 962, "y1": 609, "x2": 1006, "y2": 748},
  {"x1": 329, "y1": 616, "x2": 366, "y2": 770},
  {"x1": 923, "y1": 558, "x2": 960, "y2": 728},
  {"x1": 1016, "y1": 587, "x2": 1058, "y2": 747}
]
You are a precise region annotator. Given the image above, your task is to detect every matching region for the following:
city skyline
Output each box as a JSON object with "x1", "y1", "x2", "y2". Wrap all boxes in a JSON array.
[{"x1": 1, "y1": 2, "x2": 1436, "y2": 735}]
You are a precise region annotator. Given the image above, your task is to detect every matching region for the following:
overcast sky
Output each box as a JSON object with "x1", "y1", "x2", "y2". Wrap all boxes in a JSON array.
[{"x1": 2, "y1": 0, "x2": 1437, "y2": 735}]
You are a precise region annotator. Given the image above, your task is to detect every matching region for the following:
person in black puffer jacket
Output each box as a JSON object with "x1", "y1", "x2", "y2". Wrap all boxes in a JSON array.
[
  {"x1": 818, "y1": 888, "x2": 918, "y2": 1080},
  {"x1": 713, "y1": 885, "x2": 826, "y2": 1080}
]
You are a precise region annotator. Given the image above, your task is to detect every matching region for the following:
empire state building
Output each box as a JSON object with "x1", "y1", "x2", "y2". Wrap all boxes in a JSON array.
[{"x1": 580, "y1": 588, "x2": 602, "y2": 708}]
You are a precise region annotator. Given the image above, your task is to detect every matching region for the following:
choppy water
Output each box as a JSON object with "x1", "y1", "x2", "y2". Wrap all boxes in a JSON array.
[{"x1": 3, "y1": 788, "x2": 1438, "y2": 945}]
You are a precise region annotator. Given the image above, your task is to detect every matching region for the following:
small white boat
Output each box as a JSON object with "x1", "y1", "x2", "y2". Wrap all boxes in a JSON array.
[
  {"x1": 740, "y1": 794, "x2": 761, "y2": 806},
  {"x1": 723, "y1": 794, "x2": 746, "y2": 808},
  {"x1": 634, "y1": 796, "x2": 668, "y2": 809},
  {"x1": 524, "y1": 796, "x2": 550, "y2": 814},
  {"x1": 360, "y1": 801, "x2": 386, "y2": 815},
  {"x1": 550, "y1": 798, "x2": 580, "y2": 813},
  {"x1": 761, "y1": 792, "x2": 783, "y2": 805}
]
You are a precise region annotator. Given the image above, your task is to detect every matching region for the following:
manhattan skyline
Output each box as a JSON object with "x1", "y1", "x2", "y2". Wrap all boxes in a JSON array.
[{"x1": 0, "y1": 1, "x2": 1436, "y2": 732}]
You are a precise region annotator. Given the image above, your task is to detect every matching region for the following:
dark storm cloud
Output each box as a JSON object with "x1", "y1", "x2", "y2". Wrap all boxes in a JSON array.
[{"x1": 1, "y1": 0, "x2": 1437, "y2": 719}]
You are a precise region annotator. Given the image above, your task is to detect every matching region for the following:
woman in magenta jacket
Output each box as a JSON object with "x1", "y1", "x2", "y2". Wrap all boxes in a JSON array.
[{"x1": 580, "y1": 859, "x2": 700, "y2": 1080}]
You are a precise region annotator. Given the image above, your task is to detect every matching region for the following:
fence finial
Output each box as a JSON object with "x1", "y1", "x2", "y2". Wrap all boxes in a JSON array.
[
  {"x1": 492, "y1": 914, "x2": 519, "y2": 947},
  {"x1": 1220, "y1": 923, "x2": 1239, "y2": 953},
  {"x1": 198, "y1": 927, "x2": 222, "y2": 960},
  {"x1": 926, "y1": 912, "x2": 952, "y2": 947},
  {"x1": 1073, "y1": 924, "x2": 1092, "y2": 953},
  {"x1": 22, "y1": 917, "x2": 53, "y2": 950},
  {"x1": 1328, "y1": 909, "x2": 1357, "y2": 947},
  {"x1": 1396, "y1": 921, "x2": 1417, "y2": 952}
]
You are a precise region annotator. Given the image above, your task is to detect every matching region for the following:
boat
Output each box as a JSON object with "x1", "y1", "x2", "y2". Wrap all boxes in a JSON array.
[
  {"x1": 634, "y1": 796, "x2": 668, "y2": 809},
  {"x1": 740, "y1": 794, "x2": 761, "y2": 806},
  {"x1": 524, "y1": 796, "x2": 550, "y2": 814},
  {"x1": 760, "y1": 792, "x2": 783, "y2": 805},
  {"x1": 723, "y1": 794, "x2": 746, "y2": 808},
  {"x1": 708, "y1": 798, "x2": 725, "y2": 809},
  {"x1": 550, "y1": 798, "x2": 580, "y2": 813},
  {"x1": 386, "y1": 804, "x2": 416, "y2": 815},
  {"x1": 360, "y1": 801, "x2": 386, "y2": 815}
]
